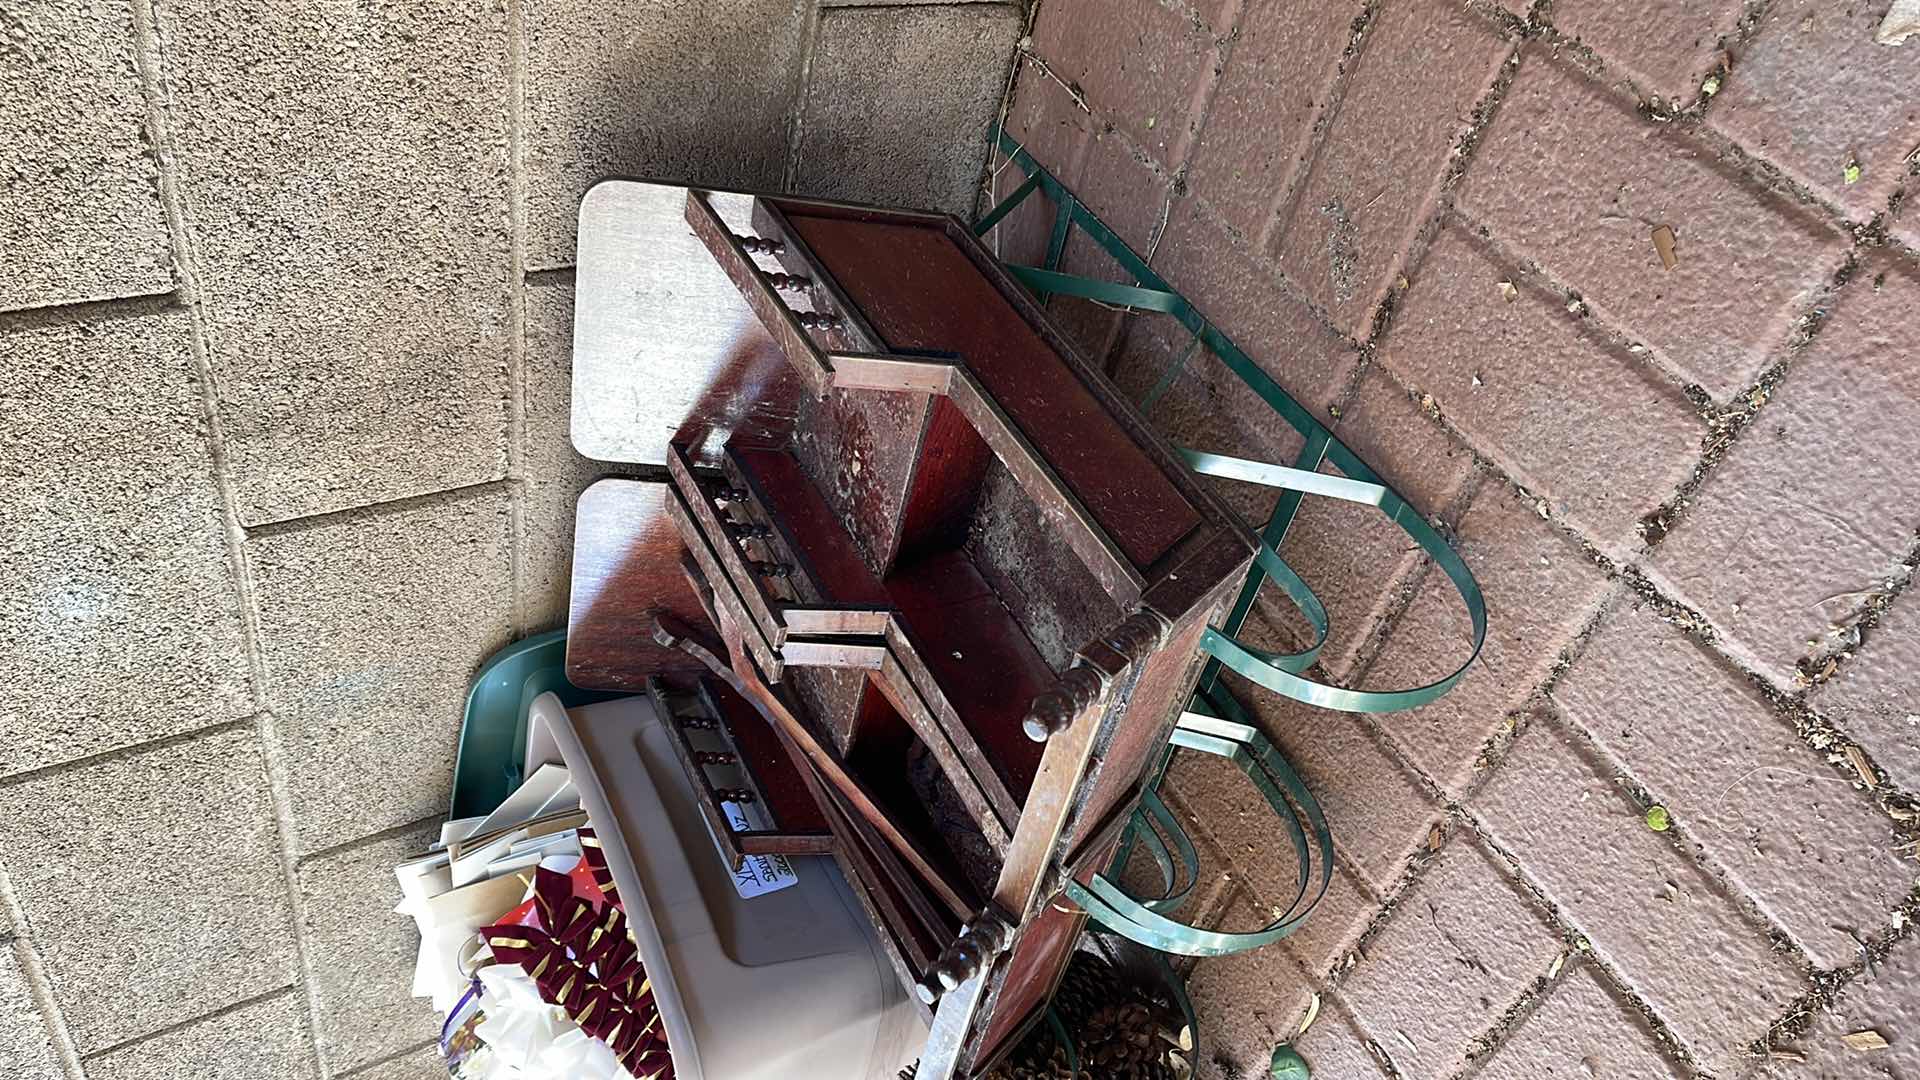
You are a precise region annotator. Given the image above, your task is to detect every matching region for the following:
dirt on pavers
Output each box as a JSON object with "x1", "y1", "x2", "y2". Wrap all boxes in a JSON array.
[{"x1": 993, "y1": 0, "x2": 1920, "y2": 1072}]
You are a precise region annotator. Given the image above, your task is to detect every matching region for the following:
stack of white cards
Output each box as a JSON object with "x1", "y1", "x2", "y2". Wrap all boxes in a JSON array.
[{"x1": 393, "y1": 763, "x2": 586, "y2": 1014}]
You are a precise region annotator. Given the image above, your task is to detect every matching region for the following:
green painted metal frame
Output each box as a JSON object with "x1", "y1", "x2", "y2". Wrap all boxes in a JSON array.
[
  {"x1": 973, "y1": 128, "x2": 1488, "y2": 958},
  {"x1": 978, "y1": 129, "x2": 1486, "y2": 713}
]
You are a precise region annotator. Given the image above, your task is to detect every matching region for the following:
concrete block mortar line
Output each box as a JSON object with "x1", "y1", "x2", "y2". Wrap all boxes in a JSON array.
[
  {"x1": 242, "y1": 478, "x2": 516, "y2": 539},
  {"x1": 75, "y1": 984, "x2": 303, "y2": 1066},
  {"x1": 121, "y1": 0, "x2": 267, "y2": 712},
  {"x1": 0, "y1": 291, "x2": 180, "y2": 331},
  {"x1": 506, "y1": 0, "x2": 531, "y2": 638},
  {"x1": 524, "y1": 265, "x2": 577, "y2": 285},
  {"x1": 0, "y1": 719, "x2": 307, "y2": 1074},
  {"x1": 972, "y1": 0, "x2": 1043, "y2": 221},
  {"x1": 114, "y1": 21, "x2": 319, "y2": 1042},
  {"x1": 781, "y1": 1, "x2": 827, "y2": 194},
  {"x1": 0, "y1": 709, "x2": 317, "y2": 1080},
  {"x1": 293, "y1": 814, "x2": 446, "y2": 871},
  {"x1": 336, "y1": 1037, "x2": 439, "y2": 1079},
  {"x1": 0, "y1": 885, "x2": 88, "y2": 1080},
  {"x1": 124, "y1": 5, "x2": 402, "y2": 1054},
  {"x1": 247, "y1": 712, "x2": 328, "y2": 1080},
  {"x1": 0, "y1": 717, "x2": 258, "y2": 793}
]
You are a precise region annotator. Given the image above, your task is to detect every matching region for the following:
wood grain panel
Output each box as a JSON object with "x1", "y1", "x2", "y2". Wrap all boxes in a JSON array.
[
  {"x1": 565, "y1": 478, "x2": 710, "y2": 691},
  {"x1": 778, "y1": 209, "x2": 1201, "y2": 569},
  {"x1": 885, "y1": 551, "x2": 1052, "y2": 802}
]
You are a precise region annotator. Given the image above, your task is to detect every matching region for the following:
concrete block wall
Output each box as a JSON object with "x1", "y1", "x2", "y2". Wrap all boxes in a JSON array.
[{"x1": 0, "y1": 0, "x2": 1018, "y2": 1075}]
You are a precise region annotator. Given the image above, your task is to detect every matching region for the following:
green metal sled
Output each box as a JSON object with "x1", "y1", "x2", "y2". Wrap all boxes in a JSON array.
[{"x1": 973, "y1": 129, "x2": 1487, "y2": 959}]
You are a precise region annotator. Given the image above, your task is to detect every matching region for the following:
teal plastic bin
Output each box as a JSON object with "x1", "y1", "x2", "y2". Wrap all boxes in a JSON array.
[{"x1": 450, "y1": 630, "x2": 624, "y2": 818}]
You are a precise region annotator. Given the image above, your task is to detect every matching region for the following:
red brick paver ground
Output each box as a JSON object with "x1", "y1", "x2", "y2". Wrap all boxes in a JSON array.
[{"x1": 998, "y1": 1, "x2": 1920, "y2": 1076}]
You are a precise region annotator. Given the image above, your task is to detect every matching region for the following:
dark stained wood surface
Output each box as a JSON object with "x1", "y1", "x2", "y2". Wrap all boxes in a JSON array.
[
  {"x1": 789, "y1": 385, "x2": 930, "y2": 575},
  {"x1": 1069, "y1": 608, "x2": 1216, "y2": 856},
  {"x1": 730, "y1": 446, "x2": 891, "y2": 607},
  {"x1": 571, "y1": 183, "x2": 807, "y2": 468},
  {"x1": 894, "y1": 396, "x2": 996, "y2": 566},
  {"x1": 965, "y1": 462, "x2": 1126, "y2": 672},
  {"x1": 570, "y1": 187, "x2": 1263, "y2": 1080},
  {"x1": 970, "y1": 872, "x2": 1096, "y2": 1070},
  {"x1": 565, "y1": 478, "x2": 711, "y2": 690},
  {"x1": 967, "y1": 580, "x2": 1236, "y2": 1072},
  {"x1": 684, "y1": 189, "x2": 833, "y2": 395},
  {"x1": 694, "y1": 673, "x2": 831, "y2": 836},
  {"x1": 778, "y1": 208, "x2": 1202, "y2": 570},
  {"x1": 666, "y1": 442, "x2": 790, "y2": 646},
  {"x1": 655, "y1": 610, "x2": 981, "y2": 921},
  {"x1": 885, "y1": 550, "x2": 1053, "y2": 803}
]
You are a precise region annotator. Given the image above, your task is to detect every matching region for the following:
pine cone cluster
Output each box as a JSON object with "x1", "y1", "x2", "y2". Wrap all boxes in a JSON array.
[{"x1": 900, "y1": 948, "x2": 1190, "y2": 1080}]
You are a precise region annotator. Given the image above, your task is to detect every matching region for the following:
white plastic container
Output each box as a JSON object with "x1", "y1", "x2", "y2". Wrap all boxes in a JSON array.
[{"x1": 537, "y1": 693, "x2": 926, "y2": 1080}]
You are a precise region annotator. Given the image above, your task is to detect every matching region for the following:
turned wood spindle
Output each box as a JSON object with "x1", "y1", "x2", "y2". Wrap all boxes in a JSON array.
[
  {"x1": 763, "y1": 271, "x2": 811, "y2": 292},
  {"x1": 713, "y1": 788, "x2": 756, "y2": 805},
  {"x1": 708, "y1": 484, "x2": 750, "y2": 505},
  {"x1": 732, "y1": 233, "x2": 784, "y2": 256},
  {"x1": 1021, "y1": 665, "x2": 1107, "y2": 743},
  {"x1": 693, "y1": 750, "x2": 737, "y2": 767},
  {"x1": 1023, "y1": 610, "x2": 1171, "y2": 743},
  {"x1": 1105, "y1": 609, "x2": 1169, "y2": 660},
  {"x1": 724, "y1": 521, "x2": 774, "y2": 541},
  {"x1": 914, "y1": 911, "x2": 1014, "y2": 1005},
  {"x1": 793, "y1": 310, "x2": 842, "y2": 332}
]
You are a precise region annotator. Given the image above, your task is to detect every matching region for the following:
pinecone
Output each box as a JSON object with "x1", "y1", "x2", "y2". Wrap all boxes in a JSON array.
[{"x1": 901, "y1": 948, "x2": 1188, "y2": 1079}]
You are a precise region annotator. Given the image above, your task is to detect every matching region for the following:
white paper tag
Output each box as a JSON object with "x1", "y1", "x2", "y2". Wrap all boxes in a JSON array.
[{"x1": 719, "y1": 799, "x2": 799, "y2": 898}]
